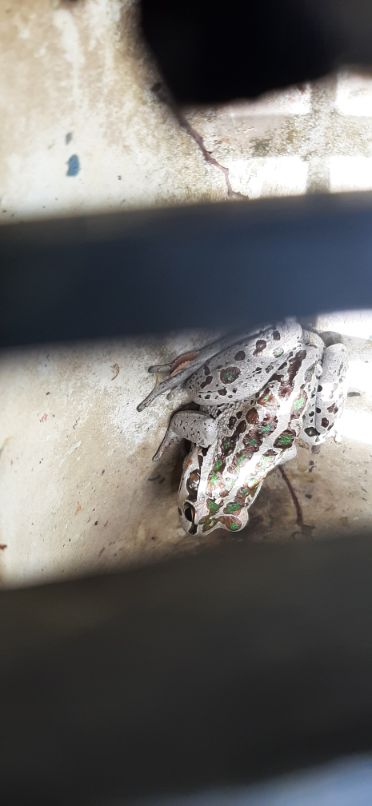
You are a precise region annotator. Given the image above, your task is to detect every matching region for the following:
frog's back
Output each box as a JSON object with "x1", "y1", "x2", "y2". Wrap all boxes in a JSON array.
[{"x1": 185, "y1": 320, "x2": 303, "y2": 404}]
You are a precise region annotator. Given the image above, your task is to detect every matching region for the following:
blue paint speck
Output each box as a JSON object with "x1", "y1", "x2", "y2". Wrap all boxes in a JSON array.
[{"x1": 66, "y1": 154, "x2": 80, "y2": 177}]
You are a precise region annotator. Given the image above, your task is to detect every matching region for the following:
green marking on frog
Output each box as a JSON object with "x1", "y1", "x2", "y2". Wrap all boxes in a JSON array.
[
  {"x1": 275, "y1": 431, "x2": 295, "y2": 448},
  {"x1": 222, "y1": 437, "x2": 235, "y2": 455},
  {"x1": 236, "y1": 453, "x2": 248, "y2": 466},
  {"x1": 207, "y1": 498, "x2": 220, "y2": 514},
  {"x1": 293, "y1": 395, "x2": 305, "y2": 412},
  {"x1": 224, "y1": 502, "x2": 242, "y2": 514}
]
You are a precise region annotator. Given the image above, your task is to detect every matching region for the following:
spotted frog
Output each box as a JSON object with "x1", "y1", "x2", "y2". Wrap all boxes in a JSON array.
[{"x1": 137, "y1": 320, "x2": 348, "y2": 535}]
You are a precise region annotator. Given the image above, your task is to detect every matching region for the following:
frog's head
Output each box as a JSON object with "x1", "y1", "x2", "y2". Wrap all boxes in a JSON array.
[
  {"x1": 178, "y1": 445, "x2": 264, "y2": 536},
  {"x1": 179, "y1": 495, "x2": 249, "y2": 535},
  {"x1": 178, "y1": 457, "x2": 250, "y2": 536}
]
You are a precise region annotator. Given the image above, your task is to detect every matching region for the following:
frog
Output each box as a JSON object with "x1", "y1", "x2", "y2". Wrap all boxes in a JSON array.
[{"x1": 137, "y1": 320, "x2": 348, "y2": 536}]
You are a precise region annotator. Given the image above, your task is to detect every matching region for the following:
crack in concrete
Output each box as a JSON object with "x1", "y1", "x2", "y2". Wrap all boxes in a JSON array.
[
  {"x1": 278, "y1": 465, "x2": 304, "y2": 529},
  {"x1": 150, "y1": 80, "x2": 247, "y2": 199},
  {"x1": 0, "y1": 438, "x2": 10, "y2": 461},
  {"x1": 177, "y1": 111, "x2": 248, "y2": 200}
]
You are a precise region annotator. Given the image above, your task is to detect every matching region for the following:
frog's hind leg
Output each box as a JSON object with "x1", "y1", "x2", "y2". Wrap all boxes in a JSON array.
[
  {"x1": 301, "y1": 343, "x2": 348, "y2": 446},
  {"x1": 153, "y1": 411, "x2": 218, "y2": 461},
  {"x1": 137, "y1": 329, "x2": 261, "y2": 412},
  {"x1": 148, "y1": 349, "x2": 200, "y2": 376}
]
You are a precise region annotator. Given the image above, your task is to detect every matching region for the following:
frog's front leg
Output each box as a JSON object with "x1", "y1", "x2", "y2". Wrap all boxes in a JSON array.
[{"x1": 153, "y1": 411, "x2": 218, "y2": 461}]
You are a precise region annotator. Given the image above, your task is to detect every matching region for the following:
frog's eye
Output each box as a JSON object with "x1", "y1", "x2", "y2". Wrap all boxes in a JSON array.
[{"x1": 184, "y1": 503, "x2": 195, "y2": 524}]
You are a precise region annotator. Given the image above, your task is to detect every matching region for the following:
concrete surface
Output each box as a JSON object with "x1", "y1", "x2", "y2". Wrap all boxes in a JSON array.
[
  {"x1": 1, "y1": 319, "x2": 371, "y2": 585},
  {"x1": 0, "y1": 0, "x2": 372, "y2": 585}
]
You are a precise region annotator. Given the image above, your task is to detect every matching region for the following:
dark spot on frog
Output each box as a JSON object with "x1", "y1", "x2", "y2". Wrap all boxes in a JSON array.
[
  {"x1": 198, "y1": 454, "x2": 203, "y2": 469},
  {"x1": 348, "y1": 391, "x2": 361, "y2": 397},
  {"x1": 304, "y1": 365, "x2": 316, "y2": 382},
  {"x1": 273, "y1": 330, "x2": 281, "y2": 340},
  {"x1": 220, "y1": 366, "x2": 240, "y2": 384},
  {"x1": 186, "y1": 470, "x2": 200, "y2": 502},
  {"x1": 201, "y1": 447, "x2": 208, "y2": 456},
  {"x1": 234, "y1": 420, "x2": 246, "y2": 436},
  {"x1": 318, "y1": 385, "x2": 323, "y2": 392},
  {"x1": 316, "y1": 407, "x2": 321, "y2": 414},
  {"x1": 246, "y1": 409, "x2": 259, "y2": 424},
  {"x1": 237, "y1": 411, "x2": 243, "y2": 418},
  {"x1": 254, "y1": 339, "x2": 267, "y2": 355},
  {"x1": 288, "y1": 350, "x2": 306, "y2": 386},
  {"x1": 321, "y1": 417, "x2": 329, "y2": 428},
  {"x1": 200, "y1": 375, "x2": 213, "y2": 388},
  {"x1": 228, "y1": 416, "x2": 237, "y2": 429},
  {"x1": 234, "y1": 350, "x2": 245, "y2": 361},
  {"x1": 264, "y1": 449, "x2": 277, "y2": 457},
  {"x1": 327, "y1": 403, "x2": 338, "y2": 414},
  {"x1": 219, "y1": 388, "x2": 227, "y2": 396},
  {"x1": 66, "y1": 154, "x2": 80, "y2": 177},
  {"x1": 205, "y1": 394, "x2": 211, "y2": 399},
  {"x1": 203, "y1": 364, "x2": 210, "y2": 376},
  {"x1": 271, "y1": 373, "x2": 284, "y2": 383},
  {"x1": 305, "y1": 426, "x2": 320, "y2": 437}
]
